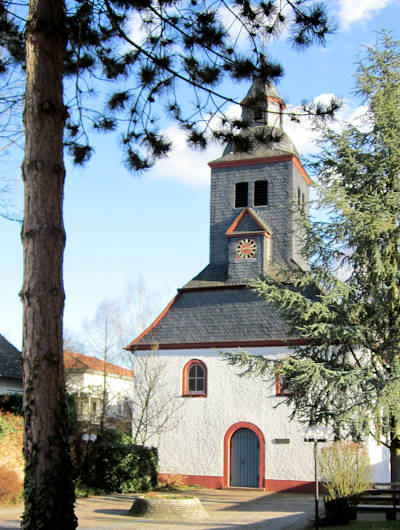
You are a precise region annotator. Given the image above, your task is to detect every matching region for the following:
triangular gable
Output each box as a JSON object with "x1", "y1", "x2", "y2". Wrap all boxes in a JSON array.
[
  {"x1": 126, "y1": 295, "x2": 179, "y2": 350},
  {"x1": 226, "y1": 208, "x2": 271, "y2": 237}
]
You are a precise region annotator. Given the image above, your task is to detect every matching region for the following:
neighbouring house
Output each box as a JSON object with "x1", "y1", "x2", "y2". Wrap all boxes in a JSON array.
[
  {"x1": 64, "y1": 350, "x2": 134, "y2": 430},
  {"x1": 127, "y1": 80, "x2": 390, "y2": 491},
  {"x1": 0, "y1": 334, "x2": 22, "y2": 395}
]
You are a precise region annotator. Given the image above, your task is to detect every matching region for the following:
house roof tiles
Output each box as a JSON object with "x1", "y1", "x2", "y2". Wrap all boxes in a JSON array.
[
  {"x1": 64, "y1": 351, "x2": 133, "y2": 377},
  {"x1": 0, "y1": 334, "x2": 21, "y2": 381}
]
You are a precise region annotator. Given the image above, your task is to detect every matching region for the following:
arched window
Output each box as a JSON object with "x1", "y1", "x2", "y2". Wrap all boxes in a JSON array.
[{"x1": 182, "y1": 359, "x2": 207, "y2": 397}]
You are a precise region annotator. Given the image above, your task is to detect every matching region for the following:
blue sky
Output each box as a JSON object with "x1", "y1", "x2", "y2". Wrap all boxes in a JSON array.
[{"x1": 1, "y1": 0, "x2": 400, "y2": 349}]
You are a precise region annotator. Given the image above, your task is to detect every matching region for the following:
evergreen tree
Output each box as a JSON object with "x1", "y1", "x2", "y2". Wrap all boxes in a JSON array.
[
  {"x1": 223, "y1": 32, "x2": 400, "y2": 481},
  {"x1": 0, "y1": 0, "x2": 336, "y2": 527}
]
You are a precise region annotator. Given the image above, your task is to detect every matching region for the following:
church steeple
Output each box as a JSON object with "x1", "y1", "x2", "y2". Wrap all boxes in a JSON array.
[
  {"x1": 207, "y1": 79, "x2": 310, "y2": 281},
  {"x1": 241, "y1": 78, "x2": 285, "y2": 130}
]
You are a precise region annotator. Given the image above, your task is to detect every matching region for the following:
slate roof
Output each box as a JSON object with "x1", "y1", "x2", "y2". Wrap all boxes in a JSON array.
[
  {"x1": 0, "y1": 334, "x2": 22, "y2": 381},
  {"x1": 128, "y1": 283, "x2": 318, "y2": 350},
  {"x1": 210, "y1": 127, "x2": 299, "y2": 165},
  {"x1": 241, "y1": 79, "x2": 281, "y2": 103},
  {"x1": 64, "y1": 351, "x2": 133, "y2": 377}
]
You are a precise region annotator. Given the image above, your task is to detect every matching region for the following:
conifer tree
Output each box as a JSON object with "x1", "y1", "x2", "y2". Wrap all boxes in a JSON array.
[
  {"x1": 0, "y1": 0, "x2": 336, "y2": 527},
  {"x1": 223, "y1": 32, "x2": 400, "y2": 481}
]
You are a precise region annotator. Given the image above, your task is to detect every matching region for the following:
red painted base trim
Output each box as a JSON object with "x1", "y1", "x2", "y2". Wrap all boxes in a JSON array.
[
  {"x1": 158, "y1": 473, "x2": 223, "y2": 489},
  {"x1": 264, "y1": 479, "x2": 315, "y2": 493},
  {"x1": 159, "y1": 473, "x2": 317, "y2": 493}
]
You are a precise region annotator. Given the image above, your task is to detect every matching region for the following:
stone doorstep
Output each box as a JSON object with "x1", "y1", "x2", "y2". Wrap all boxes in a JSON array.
[{"x1": 221, "y1": 486, "x2": 267, "y2": 492}]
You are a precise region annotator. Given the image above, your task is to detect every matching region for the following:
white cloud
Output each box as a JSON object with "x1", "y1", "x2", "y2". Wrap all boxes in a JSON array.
[
  {"x1": 284, "y1": 94, "x2": 368, "y2": 156},
  {"x1": 150, "y1": 103, "x2": 241, "y2": 188},
  {"x1": 150, "y1": 96, "x2": 367, "y2": 188},
  {"x1": 126, "y1": 12, "x2": 149, "y2": 47},
  {"x1": 150, "y1": 125, "x2": 221, "y2": 188},
  {"x1": 338, "y1": 0, "x2": 394, "y2": 30}
]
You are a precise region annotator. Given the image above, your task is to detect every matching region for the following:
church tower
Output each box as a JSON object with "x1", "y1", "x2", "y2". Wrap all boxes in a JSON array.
[
  {"x1": 208, "y1": 79, "x2": 310, "y2": 281},
  {"x1": 129, "y1": 78, "x2": 313, "y2": 346}
]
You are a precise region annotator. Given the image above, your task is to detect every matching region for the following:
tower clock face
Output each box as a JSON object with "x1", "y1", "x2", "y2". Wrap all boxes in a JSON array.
[{"x1": 236, "y1": 239, "x2": 257, "y2": 260}]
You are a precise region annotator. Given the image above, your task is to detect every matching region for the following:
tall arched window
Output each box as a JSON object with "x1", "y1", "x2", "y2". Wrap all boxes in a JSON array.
[{"x1": 182, "y1": 359, "x2": 207, "y2": 397}]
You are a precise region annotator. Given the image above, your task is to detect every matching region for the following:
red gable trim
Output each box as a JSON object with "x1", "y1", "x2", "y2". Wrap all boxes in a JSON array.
[
  {"x1": 267, "y1": 95, "x2": 287, "y2": 110},
  {"x1": 132, "y1": 338, "x2": 308, "y2": 351},
  {"x1": 209, "y1": 154, "x2": 311, "y2": 186},
  {"x1": 226, "y1": 207, "x2": 270, "y2": 236},
  {"x1": 125, "y1": 295, "x2": 179, "y2": 351},
  {"x1": 241, "y1": 95, "x2": 286, "y2": 110}
]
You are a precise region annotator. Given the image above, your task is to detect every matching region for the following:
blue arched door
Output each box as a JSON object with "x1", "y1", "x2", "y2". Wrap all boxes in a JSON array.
[{"x1": 230, "y1": 428, "x2": 260, "y2": 487}]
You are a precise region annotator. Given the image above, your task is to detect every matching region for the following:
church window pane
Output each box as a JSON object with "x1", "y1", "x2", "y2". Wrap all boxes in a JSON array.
[
  {"x1": 254, "y1": 181, "x2": 268, "y2": 206},
  {"x1": 235, "y1": 182, "x2": 248, "y2": 207},
  {"x1": 183, "y1": 360, "x2": 207, "y2": 397},
  {"x1": 188, "y1": 364, "x2": 204, "y2": 392},
  {"x1": 275, "y1": 362, "x2": 293, "y2": 396}
]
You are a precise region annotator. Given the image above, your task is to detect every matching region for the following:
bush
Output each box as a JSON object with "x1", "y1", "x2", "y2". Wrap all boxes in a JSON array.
[
  {"x1": 319, "y1": 440, "x2": 372, "y2": 500},
  {"x1": 0, "y1": 412, "x2": 24, "y2": 484},
  {"x1": 74, "y1": 428, "x2": 158, "y2": 494},
  {"x1": 319, "y1": 441, "x2": 372, "y2": 525},
  {"x1": 0, "y1": 466, "x2": 23, "y2": 504},
  {"x1": 0, "y1": 394, "x2": 23, "y2": 416}
]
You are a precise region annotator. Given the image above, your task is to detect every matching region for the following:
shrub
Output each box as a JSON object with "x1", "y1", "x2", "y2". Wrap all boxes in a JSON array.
[
  {"x1": 0, "y1": 411, "x2": 23, "y2": 436},
  {"x1": 0, "y1": 413, "x2": 24, "y2": 483},
  {"x1": 0, "y1": 466, "x2": 23, "y2": 504},
  {"x1": 0, "y1": 394, "x2": 23, "y2": 416},
  {"x1": 74, "y1": 428, "x2": 158, "y2": 494},
  {"x1": 319, "y1": 440, "x2": 372, "y2": 500}
]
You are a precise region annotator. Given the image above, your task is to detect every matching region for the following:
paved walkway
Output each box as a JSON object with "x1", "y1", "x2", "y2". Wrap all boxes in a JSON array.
[{"x1": 0, "y1": 489, "x2": 315, "y2": 529}]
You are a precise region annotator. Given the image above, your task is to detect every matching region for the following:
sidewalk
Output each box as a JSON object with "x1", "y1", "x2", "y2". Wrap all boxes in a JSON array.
[{"x1": 0, "y1": 489, "x2": 315, "y2": 529}]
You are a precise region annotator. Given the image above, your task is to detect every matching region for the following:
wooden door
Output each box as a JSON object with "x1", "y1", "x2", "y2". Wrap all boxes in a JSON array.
[{"x1": 230, "y1": 428, "x2": 259, "y2": 487}]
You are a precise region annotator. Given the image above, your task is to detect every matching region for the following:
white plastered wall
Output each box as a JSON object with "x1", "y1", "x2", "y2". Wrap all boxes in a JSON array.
[
  {"x1": 134, "y1": 346, "x2": 390, "y2": 483},
  {"x1": 135, "y1": 346, "x2": 316, "y2": 482},
  {"x1": 66, "y1": 370, "x2": 134, "y2": 417},
  {"x1": 0, "y1": 378, "x2": 23, "y2": 395}
]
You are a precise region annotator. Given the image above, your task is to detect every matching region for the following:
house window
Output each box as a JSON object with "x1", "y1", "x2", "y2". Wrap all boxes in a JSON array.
[
  {"x1": 275, "y1": 363, "x2": 292, "y2": 397},
  {"x1": 182, "y1": 359, "x2": 207, "y2": 397},
  {"x1": 254, "y1": 180, "x2": 268, "y2": 206},
  {"x1": 235, "y1": 182, "x2": 248, "y2": 208}
]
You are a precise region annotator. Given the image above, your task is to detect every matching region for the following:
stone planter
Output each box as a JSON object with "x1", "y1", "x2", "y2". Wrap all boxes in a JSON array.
[{"x1": 129, "y1": 494, "x2": 208, "y2": 520}]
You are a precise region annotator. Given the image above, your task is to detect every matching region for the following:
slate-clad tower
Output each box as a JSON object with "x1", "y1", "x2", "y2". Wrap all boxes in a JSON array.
[
  {"x1": 208, "y1": 79, "x2": 310, "y2": 282},
  {"x1": 129, "y1": 79, "x2": 312, "y2": 355}
]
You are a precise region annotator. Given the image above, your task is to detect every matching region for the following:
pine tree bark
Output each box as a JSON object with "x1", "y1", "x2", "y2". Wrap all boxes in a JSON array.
[{"x1": 21, "y1": 0, "x2": 77, "y2": 527}]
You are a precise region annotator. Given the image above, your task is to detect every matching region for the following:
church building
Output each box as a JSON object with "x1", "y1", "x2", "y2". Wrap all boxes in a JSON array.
[{"x1": 127, "y1": 80, "x2": 389, "y2": 491}]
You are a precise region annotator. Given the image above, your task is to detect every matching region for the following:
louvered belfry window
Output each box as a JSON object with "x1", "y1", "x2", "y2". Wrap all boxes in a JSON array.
[
  {"x1": 235, "y1": 182, "x2": 248, "y2": 207},
  {"x1": 253, "y1": 107, "x2": 263, "y2": 122},
  {"x1": 254, "y1": 180, "x2": 268, "y2": 206}
]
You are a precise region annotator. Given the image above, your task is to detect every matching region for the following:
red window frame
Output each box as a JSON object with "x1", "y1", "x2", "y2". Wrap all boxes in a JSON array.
[
  {"x1": 182, "y1": 359, "x2": 207, "y2": 397},
  {"x1": 275, "y1": 362, "x2": 292, "y2": 397}
]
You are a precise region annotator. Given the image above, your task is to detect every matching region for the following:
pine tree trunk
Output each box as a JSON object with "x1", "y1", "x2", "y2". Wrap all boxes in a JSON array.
[{"x1": 21, "y1": 0, "x2": 77, "y2": 528}]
